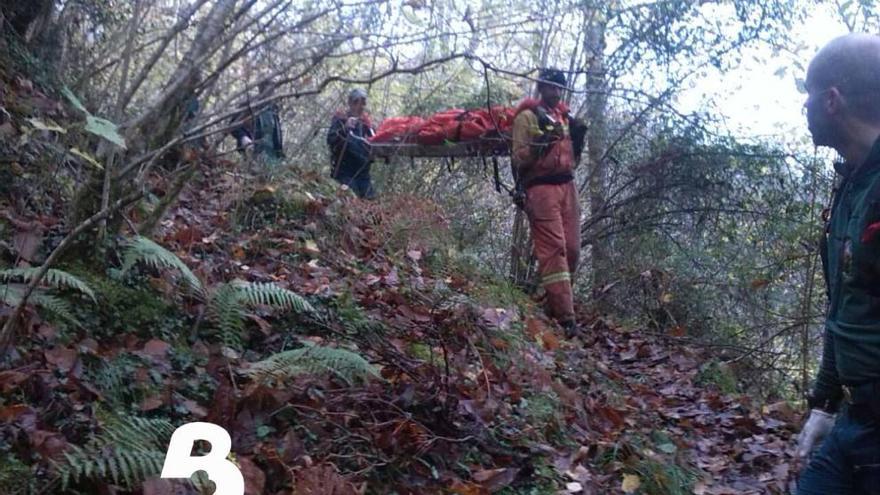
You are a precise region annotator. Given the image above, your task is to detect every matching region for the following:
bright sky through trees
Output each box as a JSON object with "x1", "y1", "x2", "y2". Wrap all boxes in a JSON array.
[{"x1": 680, "y1": 4, "x2": 848, "y2": 148}]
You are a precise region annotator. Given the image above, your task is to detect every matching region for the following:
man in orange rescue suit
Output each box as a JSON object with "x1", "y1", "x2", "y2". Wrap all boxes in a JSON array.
[{"x1": 512, "y1": 68, "x2": 585, "y2": 336}]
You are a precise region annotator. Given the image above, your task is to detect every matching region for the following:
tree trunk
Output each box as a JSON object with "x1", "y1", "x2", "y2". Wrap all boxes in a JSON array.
[
  {"x1": 140, "y1": 165, "x2": 197, "y2": 236},
  {"x1": 125, "y1": 0, "x2": 238, "y2": 150},
  {"x1": 584, "y1": 12, "x2": 610, "y2": 295}
]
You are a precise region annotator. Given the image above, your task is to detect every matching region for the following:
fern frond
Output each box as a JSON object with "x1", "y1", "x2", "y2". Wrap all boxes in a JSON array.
[
  {"x1": 99, "y1": 414, "x2": 176, "y2": 451},
  {"x1": 244, "y1": 341, "x2": 380, "y2": 385},
  {"x1": 121, "y1": 236, "x2": 203, "y2": 293},
  {"x1": 0, "y1": 283, "x2": 25, "y2": 306},
  {"x1": 54, "y1": 414, "x2": 176, "y2": 490},
  {"x1": 231, "y1": 280, "x2": 314, "y2": 313},
  {"x1": 30, "y1": 291, "x2": 79, "y2": 325},
  {"x1": 0, "y1": 267, "x2": 96, "y2": 301},
  {"x1": 208, "y1": 282, "x2": 247, "y2": 347},
  {"x1": 0, "y1": 284, "x2": 80, "y2": 325},
  {"x1": 206, "y1": 281, "x2": 311, "y2": 349}
]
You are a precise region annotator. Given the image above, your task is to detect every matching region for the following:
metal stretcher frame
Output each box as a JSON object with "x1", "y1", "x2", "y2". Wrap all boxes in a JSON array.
[
  {"x1": 368, "y1": 135, "x2": 510, "y2": 158},
  {"x1": 368, "y1": 134, "x2": 515, "y2": 195}
]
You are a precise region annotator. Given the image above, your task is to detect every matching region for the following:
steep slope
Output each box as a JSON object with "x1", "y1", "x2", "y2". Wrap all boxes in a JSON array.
[
  {"x1": 0, "y1": 33, "x2": 801, "y2": 493},
  {"x1": 2, "y1": 158, "x2": 800, "y2": 494}
]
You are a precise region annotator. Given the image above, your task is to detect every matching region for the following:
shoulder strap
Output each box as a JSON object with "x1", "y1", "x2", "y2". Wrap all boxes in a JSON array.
[{"x1": 532, "y1": 105, "x2": 553, "y2": 131}]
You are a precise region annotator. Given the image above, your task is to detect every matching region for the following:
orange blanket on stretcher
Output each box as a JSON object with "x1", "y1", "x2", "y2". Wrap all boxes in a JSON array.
[{"x1": 369, "y1": 107, "x2": 516, "y2": 145}]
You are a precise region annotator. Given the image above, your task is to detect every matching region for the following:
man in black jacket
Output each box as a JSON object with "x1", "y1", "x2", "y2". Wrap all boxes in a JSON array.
[
  {"x1": 231, "y1": 81, "x2": 284, "y2": 161},
  {"x1": 327, "y1": 88, "x2": 375, "y2": 199},
  {"x1": 796, "y1": 33, "x2": 880, "y2": 495}
]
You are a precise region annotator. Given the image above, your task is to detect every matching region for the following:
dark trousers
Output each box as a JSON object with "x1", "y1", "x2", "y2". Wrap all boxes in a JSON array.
[
  {"x1": 798, "y1": 405, "x2": 880, "y2": 494},
  {"x1": 335, "y1": 174, "x2": 375, "y2": 199}
]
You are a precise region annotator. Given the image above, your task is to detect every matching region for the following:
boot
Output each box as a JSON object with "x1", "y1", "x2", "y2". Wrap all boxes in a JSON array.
[{"x1": 560, "y1": 319, "x2": 581, "y2": 339}]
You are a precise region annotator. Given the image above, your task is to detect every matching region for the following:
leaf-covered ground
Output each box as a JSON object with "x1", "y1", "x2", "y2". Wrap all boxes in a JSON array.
[
  {"x1": 0, "y1": 64, "x2": 803, "y2": 494},
  {"x1": 2, "y1": 157, "x2": 804, "y2": 494}
]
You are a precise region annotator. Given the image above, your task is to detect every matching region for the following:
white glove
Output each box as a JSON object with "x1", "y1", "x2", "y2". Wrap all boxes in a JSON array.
[
  {"x1": 797, "y1": 409, "x2": 835, "y2": 458},
  {"x1": 241, "y1": 136, "x2": 253, "y2": 147}
]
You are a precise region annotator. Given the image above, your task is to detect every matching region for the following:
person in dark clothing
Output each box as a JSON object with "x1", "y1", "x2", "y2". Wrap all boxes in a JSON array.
[
  {"x1": 327, "y1": 88, "x2": 375, "y2": 199},
  {"x1": 181, "y1": 94, "x2": 207, "y2": 150},
  {"x1": 231, "y1": 81, "x2": 284, "y2": 160},
  {"x1": 795, "y1": 34, "x2": 880, "y2": 495}
]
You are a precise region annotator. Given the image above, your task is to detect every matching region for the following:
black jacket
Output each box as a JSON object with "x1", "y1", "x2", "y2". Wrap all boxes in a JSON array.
[
  {"x1": 327, "y1": 113, "x2": 373, "y2": 179},
  {"x1": 231, "y1": 104, "x2": 283, "y2": 157}
]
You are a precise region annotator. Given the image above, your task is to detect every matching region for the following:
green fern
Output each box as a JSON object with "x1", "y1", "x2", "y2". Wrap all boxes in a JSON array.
[
  {"x1": 54, "y1": 414, "x2": 176, "y2": 490},
  {"x1": 30, "y1": 291, "x2": 79, "y2": 324},
  {"x1": 207, "y1": 281, "x2": 313, "y2": 348},
  {"x1": 232, "y1": 280, "x2": 314, "y2": 313},
  {"x1": 0, "y1": 267, "x2": 95, "y2": 326},
  {"x1": 209, "y1": 282, "x2": 248, "y2": 348},
  {"x1": 0, "y1": 284, "x2": 79, "y2": 325},
  {"x1": 121, "y1": 236, "x2": 203, "y2": 293},
  {"x1": 0, "y1": 267, "x2": 95, "y2": 300},
  {"x1": 0, "y1": 453, "x2": 37, "y2": 495},
  {"x1": 243, "y1": 341, "x2": 380, "y2": 385},
  {"x1": 86, "y1": 354, "x2": 144, "y2": 407}
]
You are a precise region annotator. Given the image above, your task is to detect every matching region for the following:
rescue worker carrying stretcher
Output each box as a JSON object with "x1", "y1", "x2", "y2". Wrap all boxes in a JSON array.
[
  {"x1": 327, "y1": 88, "x2": 376, "y2": 199},
  {"x1": 511, "y1": 69, "x2": 586, "y2": 336}
]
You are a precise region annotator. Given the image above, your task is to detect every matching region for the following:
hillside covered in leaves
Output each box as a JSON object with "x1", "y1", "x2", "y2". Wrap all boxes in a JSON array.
[
  {"x1": 0, "y1": 73, "x2": 801, "y2": 495},
  {"x1": 0, "y1": 0, "x2": 851, "y2": 493}
]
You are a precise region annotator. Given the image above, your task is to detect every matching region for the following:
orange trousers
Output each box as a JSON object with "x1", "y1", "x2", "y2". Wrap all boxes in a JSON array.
[{"x1": 525, "y1": 182, "x2": 580, "y2": 323}]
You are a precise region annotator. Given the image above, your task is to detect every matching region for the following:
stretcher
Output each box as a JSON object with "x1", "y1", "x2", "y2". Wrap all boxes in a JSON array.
[
  {"x1": 368, "y1": 135, "x2": 510, "y2": 159},
  {"x1": 367, "y1": 134, "x2": 514, "y2": 195}
]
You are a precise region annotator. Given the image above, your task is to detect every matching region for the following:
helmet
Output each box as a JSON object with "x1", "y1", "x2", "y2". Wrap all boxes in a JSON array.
[{"x1": 537, "y1": 68, "x2": 567, "y2": 88}]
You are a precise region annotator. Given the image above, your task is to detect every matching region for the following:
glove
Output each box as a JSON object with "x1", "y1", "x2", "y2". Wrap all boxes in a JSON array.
[
  {"x1": 241, "y1": 136, "x2": 253, "y2": 147},
  {"x1": 797, "y1": 409, "x2": 835, "y2": 458}
]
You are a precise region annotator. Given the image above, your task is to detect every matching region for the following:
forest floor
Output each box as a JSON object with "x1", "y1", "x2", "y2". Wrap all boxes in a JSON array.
[{"x1": 0, "y1": 59, "x2": 802, "y2": 495}]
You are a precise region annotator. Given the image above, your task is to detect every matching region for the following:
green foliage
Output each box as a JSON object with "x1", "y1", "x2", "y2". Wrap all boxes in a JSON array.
[
  {"x1": 496, "y1": 458, "x2": 561, "y2": 494},
  {"x1": 474, "y1": 278, "x2": 531, "y2": 310},
  {"x1": 118, "y1": 237, "x2": 312, "y2": 346},
  {"x1": 208, "y1": 282, "x2": 248, "y2": 348},
  {"x1": 28, "y1": 290, "x2": 80, "y2": 324},
  {"x1": 332, "y1": 291, "x2": 367, "y2": 324},
  {"x1": 0, "y1": 265, "x2": 97, "y2": 326},
  {"x1": 630, "y1": 455, "x2": 701, "y2": 495},
  {"x1": 232, "y1": 281, "x2": 314, "y2": 312},
  {"x1": 696, "y1": 360, "x2": 738, "y2": 395},
  {"x1": 54, "y1": 414, "x2": 175, "y2": 490},
  {"x1": 0, "y1": 453, "x2": 37, "y2": 494},
  {"x1": 597, "y1": 125, "x2": 830, "y2": 394},
  {"x1": 0, "y1": 269, "x2": 94, "y2": 326},
  {"x1": 594, "y1": 435, "x2": 699, "y2": 495},
  {"x1": 243, "y1": 341, "x2": 380, "y2": 385},
  {"x1": 518, "y1": 390, "x2": 562, "y2": 434},
  {"x1": 61, "y1": 86, "x2": 127, "y2": 149},
  {"x1": 121, "y1": 236, "x2": 203, "y2": 293},
  {"x1": 0, "y1": 267, "x2": 96, "y2": 300},
  {"x1": 208, "y1": 280, "x2": 313, "y2": 348},
  {"x1": 84, "y1": 115, "x2": 126, "y2": 149},
  {"x1": 407, "y1": 342, "x2": 433, "y2": 361},
  {"x1": 69, "y1": 268, "x2": 186, "y2": 340},
  {"x1": 234, "y1": 185, "x2": 315, "y2": 231},
  {"x1": 85, "y1": 353, "x2": 148, "y2": 408},
  {"x1": 328, "y1": 291, "x2": 391, "y2": 339}
]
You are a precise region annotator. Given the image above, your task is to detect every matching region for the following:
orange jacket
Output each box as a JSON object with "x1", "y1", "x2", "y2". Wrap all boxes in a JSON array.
[{"x1": 511, "y1": 98, "x2": 575, "y2": 188}]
